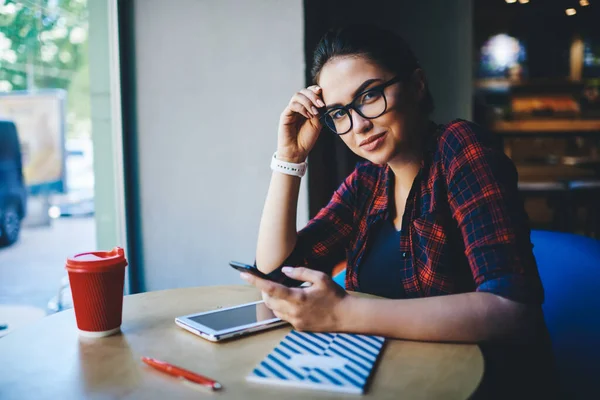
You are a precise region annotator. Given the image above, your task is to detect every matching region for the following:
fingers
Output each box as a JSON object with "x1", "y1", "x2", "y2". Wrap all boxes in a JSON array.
[
  {"x1": 307, "y1": 85, "x2": 322, "y2": 95},
  {"x1": 261, "y1": 286, "x2": 298, "y2": 325},
  {"x1": 300, "y1": 88, "x2": 325, "y2": 109},
  {"x1": 270, "y1": 303, "x2": 307, "y2": 331},
  {"x1": 262, "y1": 292, "x2": 288, "y2": 313},
  {"x1": 263, "y1": 293, "x2": 301, "y2": 328},
  {"x1": 240, "y1": 272, "x2": 293, "y2": 299},
  {"x1": 282, "y1": 267, "x2": 328, "y2": 286},
  {"x1": 272, "y1": 309, "x2": 291, "y2": 323},
  {"x1": 291, "y1": 93, "x2": 319, "y2": 118},
  {"x1": 288, "y1": 101, "x2": 312, "y2": 120},
  {"x1": 285, "y1": 86, "x2": 324, "y2": 120}
]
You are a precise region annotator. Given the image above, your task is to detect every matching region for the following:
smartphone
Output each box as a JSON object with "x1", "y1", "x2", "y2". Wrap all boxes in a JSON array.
[
  {"x1": 229, "y1": 261, "x2": 304, "y2": 287},
  {"x1": 229, "y1": 261, "x2": 276, "y2": 281}
]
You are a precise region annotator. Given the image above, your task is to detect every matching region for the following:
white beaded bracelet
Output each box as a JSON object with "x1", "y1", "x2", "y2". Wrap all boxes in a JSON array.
[{"x1": 270, "y1": 152, "x2": 308, "y2": 178}]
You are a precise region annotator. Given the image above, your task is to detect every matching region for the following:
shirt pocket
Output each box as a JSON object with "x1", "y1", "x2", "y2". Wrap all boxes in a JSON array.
[{"x1": 411, "y1": 211, "x2": 456, "y2": 296}]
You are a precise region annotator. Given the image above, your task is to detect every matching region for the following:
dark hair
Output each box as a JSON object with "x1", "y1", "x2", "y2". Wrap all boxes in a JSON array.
[{"x1": 311, "y1": 24, "x2": 434, "y2": 115}]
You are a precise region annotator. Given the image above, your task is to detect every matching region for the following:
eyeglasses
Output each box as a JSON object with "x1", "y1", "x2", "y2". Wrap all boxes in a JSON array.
[{"x1": 320, "y1": 76, "x2": 402, "y2": 135}]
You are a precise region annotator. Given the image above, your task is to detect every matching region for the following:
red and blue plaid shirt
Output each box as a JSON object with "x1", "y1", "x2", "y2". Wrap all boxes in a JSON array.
[{"x1": 270, "y1": 119, "x2": 544, "y2": 304}]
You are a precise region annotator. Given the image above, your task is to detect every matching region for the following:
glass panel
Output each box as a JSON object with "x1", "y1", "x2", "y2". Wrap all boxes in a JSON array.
[{"x1": 0, "y1": 0, "x2": 106, "y2": 334}]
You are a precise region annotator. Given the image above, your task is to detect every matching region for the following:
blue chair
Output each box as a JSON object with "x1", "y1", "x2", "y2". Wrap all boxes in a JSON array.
[
  {"x1": 332, "y1": 264, "x2": 346, "y2": 288},
  {"x1": 331, "y1": 230, "x2": 600, "y2": 397},
  {"x1": 531, "y1": 230, "x2": 600, "y2": 398}
]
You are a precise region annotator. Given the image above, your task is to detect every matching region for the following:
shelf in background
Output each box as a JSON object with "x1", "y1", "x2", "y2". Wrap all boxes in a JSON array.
[
  {"x1": 492, "y1": 119, "x2": 600, "y2": 135},
  {"x1": 516, "y1": 164, "x2": 597, "y2": 182}
]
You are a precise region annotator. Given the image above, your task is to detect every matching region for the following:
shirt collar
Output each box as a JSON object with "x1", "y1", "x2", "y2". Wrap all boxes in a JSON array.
[{"x1": 367, "y1": 165, "x2": 392, "y2": 219}]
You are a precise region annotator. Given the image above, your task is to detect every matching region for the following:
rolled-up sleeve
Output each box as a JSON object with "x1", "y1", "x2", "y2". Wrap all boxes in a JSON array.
[
  {"x1": 265, "y1": 168, "x2": 358, "y2": 286},
  {"x1": 441, "y1": 121, "x2": 544, "y2": 304}
]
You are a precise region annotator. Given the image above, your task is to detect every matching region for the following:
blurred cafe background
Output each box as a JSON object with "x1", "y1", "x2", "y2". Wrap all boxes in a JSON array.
[{"x1": 473, "y1": 0, "x2": 600, "y2": 237}]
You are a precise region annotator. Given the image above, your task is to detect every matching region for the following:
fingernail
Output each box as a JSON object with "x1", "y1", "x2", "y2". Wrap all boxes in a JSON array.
[
  {"x1": 240, "y1": 272, "x2": 250, "y2": 280},
  {"x1": 317, "y1": 100, "x2": 325, "y2": 107},
  {"x1": 311, "y1": 106, "x2": 319, "y2": 115},
  {"x1": 282, "y1": 267, "x2": 293, "y2": 274}
]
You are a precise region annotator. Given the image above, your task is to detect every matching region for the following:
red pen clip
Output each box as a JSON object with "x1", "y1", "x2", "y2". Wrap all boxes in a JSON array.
[{"x1": 141, "y1": 356, "x2": 222, "y2": 390}]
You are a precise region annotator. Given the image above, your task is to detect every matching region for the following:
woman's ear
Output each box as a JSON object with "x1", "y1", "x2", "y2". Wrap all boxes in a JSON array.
[{"x1": 410, "y1": 68, "x2": 427, "y2": 104}]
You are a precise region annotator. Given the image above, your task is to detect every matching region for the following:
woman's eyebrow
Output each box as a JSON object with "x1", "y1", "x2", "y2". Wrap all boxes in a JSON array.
[{"x1": 325, "y1": 78, "x2": 384, "y2": 109}]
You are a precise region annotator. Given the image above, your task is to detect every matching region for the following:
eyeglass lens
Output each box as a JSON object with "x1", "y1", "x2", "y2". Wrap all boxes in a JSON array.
[{"x1": 323, "y1": 89, "x2": 387, "y2": 135}]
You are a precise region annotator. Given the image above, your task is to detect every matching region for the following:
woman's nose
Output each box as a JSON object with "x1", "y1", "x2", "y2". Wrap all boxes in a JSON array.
[{"x1": 350, "y1": 109, "x2": 373, "y2": 135}]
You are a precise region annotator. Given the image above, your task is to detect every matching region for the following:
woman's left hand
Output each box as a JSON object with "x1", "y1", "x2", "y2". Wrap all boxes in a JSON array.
[{"x1": 240, "y1": 267, "x2": 348, "y2": 332}]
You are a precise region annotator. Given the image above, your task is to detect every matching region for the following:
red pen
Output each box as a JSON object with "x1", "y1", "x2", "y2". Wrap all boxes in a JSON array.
[{"x1": 141, "y1": 356, "x2": 222, "y2": 390}]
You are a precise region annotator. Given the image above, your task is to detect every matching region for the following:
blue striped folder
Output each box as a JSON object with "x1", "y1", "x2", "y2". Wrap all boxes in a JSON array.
[{"x1": 247, "y1": 330, "x2": 385, "y2": 394}]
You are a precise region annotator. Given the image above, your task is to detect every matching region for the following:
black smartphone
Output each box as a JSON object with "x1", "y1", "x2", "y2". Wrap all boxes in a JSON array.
[{"x1": 229, "y1": 261, "x2": 277, "y2": 281}]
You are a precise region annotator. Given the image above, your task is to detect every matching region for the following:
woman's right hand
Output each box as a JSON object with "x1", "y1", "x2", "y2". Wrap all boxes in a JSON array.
[{"x1": 277, "y1": 85, "x2": 325, "y2": 163}]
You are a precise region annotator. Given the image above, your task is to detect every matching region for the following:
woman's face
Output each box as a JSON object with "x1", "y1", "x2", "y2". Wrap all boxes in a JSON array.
[{"x1": 318, "y1": 56, "x2": 422, "y2": 165}]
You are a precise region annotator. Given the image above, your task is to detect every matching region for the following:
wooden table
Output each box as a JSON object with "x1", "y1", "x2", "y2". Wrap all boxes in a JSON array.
[
  {"x1": 0, "y1": 305, "x2": 46, "y2": 338},
  {"x1": 0, "y1": 286, "x2": 484, "y2": 400}
]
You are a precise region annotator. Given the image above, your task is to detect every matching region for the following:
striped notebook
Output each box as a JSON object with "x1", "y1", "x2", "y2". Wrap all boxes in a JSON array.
[{"x1": 247, "y1": 330, "x2": 385, "y2": 394}]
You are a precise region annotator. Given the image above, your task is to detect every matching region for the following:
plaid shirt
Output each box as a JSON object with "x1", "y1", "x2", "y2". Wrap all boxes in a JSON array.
[{"x1": 271, "y1": 119, "x2": 544, "y2": 304}]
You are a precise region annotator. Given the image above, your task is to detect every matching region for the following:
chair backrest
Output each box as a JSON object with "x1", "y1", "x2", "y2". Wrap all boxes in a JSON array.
[
  {"x1": 332, "y1": 260, "x2": 346, "y2": 288},
  {"x1": 530, "y1": 230, "x2": 600, "y2": 398}
]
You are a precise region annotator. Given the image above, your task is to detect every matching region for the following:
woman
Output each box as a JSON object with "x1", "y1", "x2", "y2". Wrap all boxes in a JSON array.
[{"x1": 242, "y1": 25, "x2": 556, "y2": 398}]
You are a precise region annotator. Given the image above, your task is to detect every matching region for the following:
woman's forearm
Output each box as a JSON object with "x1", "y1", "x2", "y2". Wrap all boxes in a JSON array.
[
  {"x1": 255, "y1": 171, "x2": 302, "y2": 273},
  {"x1": 337, "y1": 292, "x2": 541, "y2": 343}
]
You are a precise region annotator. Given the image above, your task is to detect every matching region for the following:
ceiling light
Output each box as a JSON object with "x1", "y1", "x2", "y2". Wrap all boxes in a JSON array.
[
  {"x1": 566, "y1": 8, "x2": 577, "y2": 15},
  {"x1": 518, "y1": 0, "x2": 529, "y2": 3},
  {"x1": 505, "y1": 0, "x2": 517, "y2": 3},
  {"x1": 580, "y1": 0, "x2": 589, "y2": 6}
]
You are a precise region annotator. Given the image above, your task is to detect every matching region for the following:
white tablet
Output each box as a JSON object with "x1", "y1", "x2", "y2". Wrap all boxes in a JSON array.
[{"x1": 175, "y1": 300, "x2": 287, "y2": 342}]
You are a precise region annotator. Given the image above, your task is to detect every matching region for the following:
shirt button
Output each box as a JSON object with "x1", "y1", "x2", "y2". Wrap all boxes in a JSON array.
[{"x1": 402, "y1": 252, "x2": 408, "y2": 259}]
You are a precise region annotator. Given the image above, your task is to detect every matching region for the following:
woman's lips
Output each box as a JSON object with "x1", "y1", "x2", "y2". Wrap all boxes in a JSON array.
[{"x1": 359, "y1": 132, "x2": 387, "y2": 152}]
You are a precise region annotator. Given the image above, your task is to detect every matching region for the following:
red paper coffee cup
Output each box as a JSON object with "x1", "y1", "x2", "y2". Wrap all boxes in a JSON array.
[{"x1": 66, "y1": 247, "x2": 128, "y2": 338}]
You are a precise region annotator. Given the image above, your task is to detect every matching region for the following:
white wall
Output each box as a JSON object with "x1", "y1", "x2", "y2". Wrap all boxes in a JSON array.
[{"x1": 133, "y1": 0, "x2": 307, "y2": 291}]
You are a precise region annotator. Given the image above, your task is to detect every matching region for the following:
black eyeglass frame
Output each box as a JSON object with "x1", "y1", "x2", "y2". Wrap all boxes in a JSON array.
[{"x1": 319, "y1": 75, "x2": 403, "y2": 135}]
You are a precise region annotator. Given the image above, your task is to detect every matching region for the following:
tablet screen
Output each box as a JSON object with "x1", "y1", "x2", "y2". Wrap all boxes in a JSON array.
[{"x1": 187, "y1": 302, "x2": 278, "y2": 332}]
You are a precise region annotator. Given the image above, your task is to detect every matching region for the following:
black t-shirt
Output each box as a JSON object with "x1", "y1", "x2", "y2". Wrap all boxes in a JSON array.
[{"x1": 358, "y1": 219, "x2": 405, "y2": 299}]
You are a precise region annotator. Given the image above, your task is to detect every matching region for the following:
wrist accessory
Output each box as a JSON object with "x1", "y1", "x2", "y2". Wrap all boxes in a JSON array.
[{"x1": 270, "y1": 152, "x2": 307, "y2": 178}]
